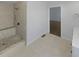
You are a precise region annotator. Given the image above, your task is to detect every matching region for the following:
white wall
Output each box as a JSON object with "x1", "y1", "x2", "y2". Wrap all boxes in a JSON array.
[
  {"x1": 14, "y1": 2, "x2": 26, "y2": 40},
  {"x1": 27, "y1": 1, "x2": 49, "y2": 45},
  {"x1": 0, "y1": 3, "x2": 14, "y2": 30},
  {"x1": 48, "y1": 1, "x2": 79, "y2": 41}
]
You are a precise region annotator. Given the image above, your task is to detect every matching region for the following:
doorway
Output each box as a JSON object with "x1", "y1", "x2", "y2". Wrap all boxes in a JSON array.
[{"x1": 49, "y1": 7, "x2": 61, "y2": 36}]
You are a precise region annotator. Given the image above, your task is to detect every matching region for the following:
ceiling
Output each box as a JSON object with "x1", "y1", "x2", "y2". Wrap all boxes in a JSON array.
[{"x1": 0, "y1": 1, "x2": 17, "y2": 4}]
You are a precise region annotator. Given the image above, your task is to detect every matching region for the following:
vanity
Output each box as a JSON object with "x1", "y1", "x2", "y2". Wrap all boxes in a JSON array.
[{"x1": 72, "y1": 27, "x2": 79, "y2": 57}]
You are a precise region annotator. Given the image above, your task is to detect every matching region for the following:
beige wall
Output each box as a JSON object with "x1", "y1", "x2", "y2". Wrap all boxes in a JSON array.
[
  {"x1": 0, "y1": 3, "x2": 15, "y2": 39},
  {"x1": 0, "y1": 3, "x2": 14, "y2": 30},
  {"x1": 14, "y1": 2, "x2": 26, "y2": 41},
  {"x1": 0, "y1": 27, "x2": 16, "y2": 40}
]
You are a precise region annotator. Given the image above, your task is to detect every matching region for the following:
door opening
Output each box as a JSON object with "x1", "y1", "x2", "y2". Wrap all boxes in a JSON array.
[{"x1": 49, "y1": 7, "x2": 61, "y2": 36}]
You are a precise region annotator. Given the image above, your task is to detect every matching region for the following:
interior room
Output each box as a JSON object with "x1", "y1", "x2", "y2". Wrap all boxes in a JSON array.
[{"x1": 0, "y1": 1, "x2": 78, "y2": 57}]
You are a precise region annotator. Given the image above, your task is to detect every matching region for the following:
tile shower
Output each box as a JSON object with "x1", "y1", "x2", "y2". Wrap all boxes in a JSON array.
[{"x1": 0, "y1": 1, "x2": 26, "y2": 53}]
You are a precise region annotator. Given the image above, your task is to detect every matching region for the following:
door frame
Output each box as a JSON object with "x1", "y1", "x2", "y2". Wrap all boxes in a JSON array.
[{"x1": 48, "y1": 6, "x2": 62, "y2": 36}]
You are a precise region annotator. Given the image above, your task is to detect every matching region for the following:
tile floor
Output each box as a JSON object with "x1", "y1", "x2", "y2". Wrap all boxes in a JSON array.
[
  {"x1": 0, "y1": 35, "x2": 22, "y2": 54},
  {"x1": 0, "y1": 34, "x2": 72, "y2": 57}
]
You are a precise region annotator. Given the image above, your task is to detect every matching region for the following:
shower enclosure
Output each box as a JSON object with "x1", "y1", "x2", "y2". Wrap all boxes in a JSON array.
[{"x1": 0, "y1": 1, "x2": 26, "y2": 53}]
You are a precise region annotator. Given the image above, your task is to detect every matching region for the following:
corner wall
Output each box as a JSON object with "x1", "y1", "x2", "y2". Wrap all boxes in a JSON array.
[
  {"x1": 14, "y1": 2, "x2": 26, "y2": 41},
  {"x1": 26, "y1": 1, "x2": 49, "y2": 45}
]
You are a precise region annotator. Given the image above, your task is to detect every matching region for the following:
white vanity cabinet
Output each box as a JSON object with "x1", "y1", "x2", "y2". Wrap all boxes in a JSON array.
[{"x1": 72, "y1": 27, "x2": 79, "y2": 57}]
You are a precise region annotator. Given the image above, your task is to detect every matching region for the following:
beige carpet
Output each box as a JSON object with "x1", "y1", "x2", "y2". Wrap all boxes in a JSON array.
[{"x1": 0, "y1": 34, "x2": 72, "y2": 57}]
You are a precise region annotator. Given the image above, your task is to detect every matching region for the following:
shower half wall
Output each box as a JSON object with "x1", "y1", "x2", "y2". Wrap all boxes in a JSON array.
[
  {"x1": 0, "y1": 1, "x2": 26, "y2": 52},
  {"x1": 0, "y1": 2, "x2": 26, "y2": 41},
  {"x1": 0, "y1": 3, "x2": 15, "y2": 39}
]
